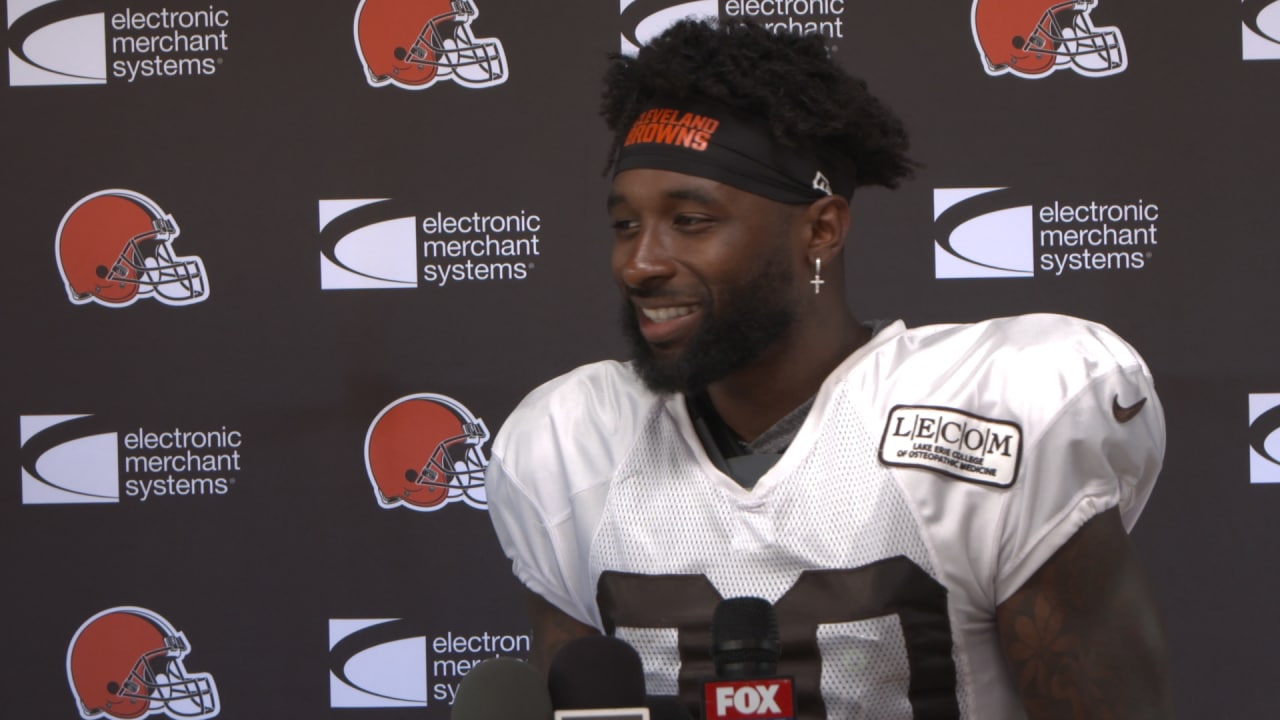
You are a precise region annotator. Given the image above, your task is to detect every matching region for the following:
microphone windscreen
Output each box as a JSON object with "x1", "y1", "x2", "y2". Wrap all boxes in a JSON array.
[
  {"x1": 547, "y1": 635, "x2": 646, "y2": 709},
  {"x1": 451, "y1": 657, "x2": 552, "y2": 720},
  {"x1": 711, "y1": 597, "x2": 779, "y2": 678}
]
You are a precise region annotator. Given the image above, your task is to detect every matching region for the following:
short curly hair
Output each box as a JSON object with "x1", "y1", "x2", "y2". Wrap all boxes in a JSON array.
[{"x1": 602, "y1": 19, "x2": 915, "y2": 190}]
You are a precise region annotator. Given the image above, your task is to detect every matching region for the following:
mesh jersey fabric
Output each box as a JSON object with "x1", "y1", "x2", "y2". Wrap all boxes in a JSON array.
[{"x1": 485, "y1": 313, "x2": 1165, "y2": 719}]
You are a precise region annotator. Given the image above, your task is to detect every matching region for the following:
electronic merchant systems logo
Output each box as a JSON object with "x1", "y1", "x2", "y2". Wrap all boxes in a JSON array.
[
  {"x1": 970, "y1": 0, "x2": 1126, "y2": 78},
  {"x1": 7, "y1": 0, "x2": 231, "y2": 86},
  {"x1": 57, "y1": 190, "x2": 209, "y2": 307},
  {"x1": 20, "y1": 414, "x2": 244, "y2": 505},
  {"x1": 318, "y1": 199, "x2": 542, "y2": 290},
  {"x1": 934, "y1": 187, "x2": 1161, "y2": 279},
  {"x1": 619, "y1": 0, "x2": 847, "y2": 55},
  {"x1": 1249, "y1": 394, "x2": 1280, "y2": 484},
  {"x1": 1244, "y1": 0, "x2": 1280, "y2": 59},
  {"x1": 68, "y1": 606, "x2": 219, "y2": 720},
  {"x1": 354, "y1": 0, "x2": 507, "y2": 90},
  {"x1": 364, "y1": 394, "x2": 488, "y2": 511},
  {"x1": 329, "y1": 619, "x2": 530, "y2": 708}
]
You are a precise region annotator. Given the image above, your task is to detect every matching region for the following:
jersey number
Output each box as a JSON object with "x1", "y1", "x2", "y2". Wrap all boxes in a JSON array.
[{"x1": 597, "y1": 555, "x2": 960, "y2": 719}]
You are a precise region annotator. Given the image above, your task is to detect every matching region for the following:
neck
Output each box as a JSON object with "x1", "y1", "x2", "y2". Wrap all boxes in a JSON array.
[{"x1": 705, "y1": 304, "x2": 869, "y2": 442}]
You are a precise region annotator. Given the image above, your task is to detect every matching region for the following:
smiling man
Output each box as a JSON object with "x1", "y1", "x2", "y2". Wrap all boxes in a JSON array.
[{"x1": 485, "y1": 19, "x2": 1171, "y2": 720}]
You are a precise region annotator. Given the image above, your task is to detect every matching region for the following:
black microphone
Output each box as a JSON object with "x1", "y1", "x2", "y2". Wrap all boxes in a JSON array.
[
  {"x1": 712, "y1": 597, "x2": 780, "y2": 679},
  {"x1": 451, "y1": 656, "x2": 553, "y2": 720},
  {"x1": 703, "y1": 598, "x2": 795, "y2": 720},
  {"x1": 547, "y1": 635, "x2": 650, "y2": 719}
]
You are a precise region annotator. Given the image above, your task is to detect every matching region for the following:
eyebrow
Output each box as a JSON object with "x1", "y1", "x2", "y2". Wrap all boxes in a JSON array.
[
  {"x1": 606, "y1": 185, "x2": 719, "y2": 211},
  {"x1": 665, "y1": 187, "x2": 718, "y2": 205}
]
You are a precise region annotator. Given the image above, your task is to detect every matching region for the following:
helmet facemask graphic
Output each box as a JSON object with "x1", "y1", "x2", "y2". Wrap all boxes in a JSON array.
[
  {"x1": 1052, "y1": 2, "x2": 1124, "y2": 74},
  {"x1": 404, "y1": 417, "x2": 489, "y2": 506},
  {"x1": 408, "y1": 2, "x2": 506, "y2": 86},
  {"x1": 109, "y1": 217, "x2": 208, "y2": 304},
  {"x1": 113, "y1": 634, "x2": 218, "y2": 719},
  {"x1": 1030, "y1": 1, "x2": 1124, "y2": 75}
]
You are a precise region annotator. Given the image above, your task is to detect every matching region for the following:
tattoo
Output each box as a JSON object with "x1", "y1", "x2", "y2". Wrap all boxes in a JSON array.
[
  {"x1": 996, "y1": 508, "x2": 1171, "y2": 719},
  {"x1": 525, "y1": 590, "x2": 601, "y2": 675}
]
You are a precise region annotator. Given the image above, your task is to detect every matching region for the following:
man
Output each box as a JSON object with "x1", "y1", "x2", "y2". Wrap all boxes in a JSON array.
[{"x1": 485, "y1": 19, "x2": 1170, "y2": 719}]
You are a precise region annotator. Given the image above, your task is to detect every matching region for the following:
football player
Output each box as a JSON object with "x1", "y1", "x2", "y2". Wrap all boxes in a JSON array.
[{"x1": 486, "y1": 19, "x2": 1170, "y2": 719}]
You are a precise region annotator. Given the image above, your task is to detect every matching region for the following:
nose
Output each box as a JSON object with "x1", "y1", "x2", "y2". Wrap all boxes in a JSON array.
[{"x1": 615, "y1": 225, "x2": 676, "y2": 291}]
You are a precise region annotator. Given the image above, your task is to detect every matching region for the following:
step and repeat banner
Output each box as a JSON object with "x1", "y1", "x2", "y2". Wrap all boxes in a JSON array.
[{"x1": 3, "y1": 1, "x2": 1278, "y2": 718}]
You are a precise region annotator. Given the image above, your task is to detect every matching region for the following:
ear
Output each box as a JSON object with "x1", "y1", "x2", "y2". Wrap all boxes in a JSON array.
[{"x1": 802, "y1": 195, "x2": 850, "y2": 265}]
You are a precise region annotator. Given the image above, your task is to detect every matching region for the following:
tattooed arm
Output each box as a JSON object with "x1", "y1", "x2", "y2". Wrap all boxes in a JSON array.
[
  {"x1": 524, "y1": 588, "x2": 602, "y2": 676},
  {"x1": 996, "y1": 507, "x2": 1172, "y2": 719}
]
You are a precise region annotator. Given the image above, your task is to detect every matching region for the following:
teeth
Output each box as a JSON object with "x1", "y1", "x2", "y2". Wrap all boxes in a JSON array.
[{"x1": 642, "y1": 306, "x2": 695, "y2": 322}]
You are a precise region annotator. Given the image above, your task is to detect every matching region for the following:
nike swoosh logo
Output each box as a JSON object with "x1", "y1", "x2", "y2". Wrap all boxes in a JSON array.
[{"x1": 1112, "y1": 395, "x2": 1147, "y2": 423}]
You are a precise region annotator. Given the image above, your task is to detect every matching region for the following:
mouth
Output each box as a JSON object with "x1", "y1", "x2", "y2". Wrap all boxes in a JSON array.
[
  {"x1": 634, "y1": 302, "x2": 701, "y2": 347},
  {"x1": 641, "y1": 305, "x2": 696, "y2": 323}
]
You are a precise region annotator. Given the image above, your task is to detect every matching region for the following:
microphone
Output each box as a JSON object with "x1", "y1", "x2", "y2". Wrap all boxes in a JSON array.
[
  {"x1": 703, "y1": 598, "x2": 795, "y2": 720},
  {"x1": 451, "y1": 656, "x2": 553, "y2": 720},
  {"x1": 548, "y1": 635, "x2": 650, "y2": 719}
]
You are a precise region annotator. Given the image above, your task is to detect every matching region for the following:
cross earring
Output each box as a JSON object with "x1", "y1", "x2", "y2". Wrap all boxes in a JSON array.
[{"x1": 810, "y1": 257, "x2": 824, "y2": 295}]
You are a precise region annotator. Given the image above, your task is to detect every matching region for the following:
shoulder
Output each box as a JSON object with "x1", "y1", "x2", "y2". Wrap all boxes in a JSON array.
[
  {"x1": 844, "y1": 313, "x2": 1161, "y2": 494},
  {"x1": 903, "y1": 313, "x2": 1146, "y2": 372},
  {"x1": 976, "y1": 313, "x2": 1147, "y2": 370},
  {"x1": 490, "y1": 360, "x2": 664, "y2": 489},
  {"x1": 876, "y1": 313, "x2": 1152, "y2": 413},
  {"x1": 496, "y1": 360, "x2": 657, "y2": 444}
]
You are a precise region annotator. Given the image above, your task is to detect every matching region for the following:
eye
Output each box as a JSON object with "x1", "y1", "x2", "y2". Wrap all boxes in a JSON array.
[
  {"x1": 672, "y1": 214, "x2": 713, "y2": 232},
  {"x1": 611, "y1": 217, "x2": 639, "y2": 234}
]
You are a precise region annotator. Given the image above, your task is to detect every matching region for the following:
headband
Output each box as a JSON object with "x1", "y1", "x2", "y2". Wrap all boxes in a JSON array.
[{"x1": 610, "y1": 98, "x2": 855, "y2": 203}]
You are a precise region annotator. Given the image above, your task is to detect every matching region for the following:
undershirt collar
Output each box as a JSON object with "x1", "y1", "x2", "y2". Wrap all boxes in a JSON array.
[
  {"x1": 680, "y1": 316, "x2": 890, "y2": 484},
  {"x1": 685, "y1": 319, "x2": 894, "y2": 488}
]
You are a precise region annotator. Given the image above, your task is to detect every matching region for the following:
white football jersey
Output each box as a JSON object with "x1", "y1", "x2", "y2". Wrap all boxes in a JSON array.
[{"x1": 486, "y1": 314, "x2": 1164, "y2": 719}]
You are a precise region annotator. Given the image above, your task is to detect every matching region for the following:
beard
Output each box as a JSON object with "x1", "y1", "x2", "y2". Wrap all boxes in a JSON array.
[{"x1": 621, "y1": 258, "x2": 797, "y2": 396}]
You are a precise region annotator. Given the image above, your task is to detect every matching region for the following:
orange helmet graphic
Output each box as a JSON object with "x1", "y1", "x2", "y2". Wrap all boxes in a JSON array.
[
  {"x1": 364, "y1": 393, "x2": 489, "y2": 511},
  {"x1": 56, "y1": 190, "x2": 208, "y2": 307},
  {"x1": 971, "y1": 0, "x2": 1126, "y2": 78},
  {"x1": 355, "y1": 0, "x2": 507, "y2": 90},
  {"x1": 67, "y1": 607, "x2": 219, "y2": 720}
]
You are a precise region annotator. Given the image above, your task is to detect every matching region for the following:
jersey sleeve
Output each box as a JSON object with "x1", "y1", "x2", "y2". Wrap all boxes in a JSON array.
[
  {"x1": 485, "y1": 451, "x2": 591, "y2": 624},
  {"x1": 992, "y1": 320, "x2": 1165, "y2": 603}
]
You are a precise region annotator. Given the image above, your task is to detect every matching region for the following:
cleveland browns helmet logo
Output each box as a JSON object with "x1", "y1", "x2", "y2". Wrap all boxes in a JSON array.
[
  {"x1": 364, "y1": 393, "x2": 489, "y2": 511},
  {"x1": 56, "y1": 190, "x2": 209, "y2": 307},
  {"x1": 67, "y1": 607, "x2": 219, "y2": 719},
  {"x1": 354, "y1": 0, "x2": 508, "y2": 90},
  {"x1": 971, "y1": 0, "x2": 1127, "y2": 78}
]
